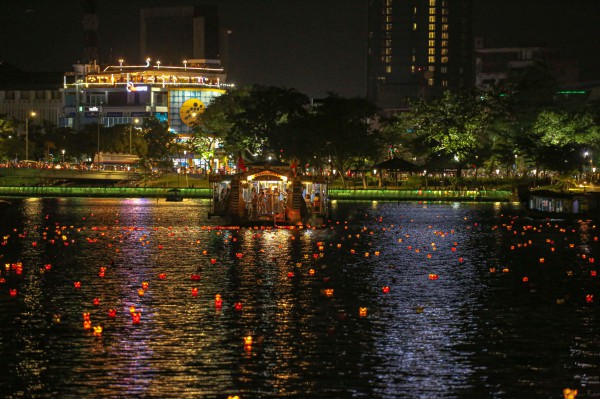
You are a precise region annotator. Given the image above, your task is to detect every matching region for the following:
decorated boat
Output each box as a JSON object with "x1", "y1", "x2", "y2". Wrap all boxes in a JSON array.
[
  {"x1": 525, "y1": 189, "x2": 600, "y2": 220},
  {"x1": 208, "y1": 161, "x2": 328, "y2": 227}
]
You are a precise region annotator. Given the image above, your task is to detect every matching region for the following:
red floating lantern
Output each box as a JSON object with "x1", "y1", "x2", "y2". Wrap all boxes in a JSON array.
[
  {"x1": 591, "y1": 270, "x2": 597, "y2": 277},
  {"x1": 191, "y1": 274, "x2": 201, "y2": 281},
  {"x1": 83, "y1": 320, "x2": 92, "y2": 330},
  {"x1": 74, "y1": 281, "x2": 81, "y2": 289},
  {"x1": 210, "y1": 259, "x2": 217, "y2": 264},
  {"x1": 191, "y1": 287, "x2": 198, "y2": 297},
  {"x1": 287, "y1": 271, "x2": 294, "y2": 278},
  {"x1": 234, "y1": 302, "x2": 243, "y2": 311},
  {"x1": 586, "y1": 294, "x2": 594, "y2": 303},
  {"x1": 9, "y1": 288, "x2": 17, "y2": 297},
  {"x1": 158, "y1": 273, "x2": 166, "y2": 280},
  {"x1": 132, "y1": 312, "x2": 141, "y2": 324},
  {"x1": 93, "y1": 298, "x2": 100, "y2": 306},
  {"x1": 382, "y1": 286, "x2": 390, "y2": 294},
  {"x1": 215, "y1": 294, "x2": 223, "y2": 308},
  {"x1": 141, "y1": 281, "x2": 149, "y2": 290},
  {"x1": 428, "y1": 273, "x2": 439, "y2": 280},
  {"x1": 359, "y1": 307, "x2": 368, "y2": 317},
  {"x1": 522, "y1": 276, "x2": 529, "y2": 282},
  {"x1": 108, "y1": 309, "x2": 117, "y2": 318}
]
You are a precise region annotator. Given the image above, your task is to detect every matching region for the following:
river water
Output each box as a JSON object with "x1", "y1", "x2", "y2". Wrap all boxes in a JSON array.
[{"x1": 0, "y1": 198, "x2": 598, "y2": 398}]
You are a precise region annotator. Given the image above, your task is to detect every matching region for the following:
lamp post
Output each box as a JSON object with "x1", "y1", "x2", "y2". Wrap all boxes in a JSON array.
[
  {"x1": 25, "y1": 111, "x2": 36, "y2": 160},
  {"x1": 129, "y1": 118, "x2": 139, "y2": 154},
  {"x1": 61, "y1": 149, "x2": 65, "y2": 163}
]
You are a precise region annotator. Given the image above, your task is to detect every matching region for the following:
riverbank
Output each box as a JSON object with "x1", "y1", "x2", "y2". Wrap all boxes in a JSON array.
[{"x1": 0, "y1": 185, "x2": 514, "y2": 201}]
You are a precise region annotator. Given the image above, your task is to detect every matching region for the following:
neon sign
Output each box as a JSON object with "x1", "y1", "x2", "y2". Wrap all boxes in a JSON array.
[{"x1": 126, "y1": 81, "x2": 148, "y2": 92}]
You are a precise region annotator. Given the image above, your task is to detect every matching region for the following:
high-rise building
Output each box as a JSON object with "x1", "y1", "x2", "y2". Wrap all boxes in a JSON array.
[
  {"x1": 140, "y1": 6, "x2": 221, "y2": 66},
  {"x1": 367, "y1": 0, "x2": 473, "y2": 111}
]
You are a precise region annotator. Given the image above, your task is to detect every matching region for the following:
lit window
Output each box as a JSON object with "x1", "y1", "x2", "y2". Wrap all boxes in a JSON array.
[
  {"x1": 385, "y1": 56, "x2": 392, "y2": 63},
  {"x1": 413, "y1": 23, "x2": 418, "y2": 30},
  {"x1": 442, "y1": 24, "x2": 448, "y2": 31},
  {"x1": 386, "y1": 23, "x2": 392, "y2": 30},
  {"x1": 442, "y1": 16, "x2": 447, "y2": 23},
  {"x1": 429, "y1": 16, "x2": 436, "y2": 23},
  {"x1": 442, "y1": 80, "x2": 448, "y2": 87},
  {"x1": 441, "y1": 49, "x2": 448, "y2": 55},
  {"x1": 428, "y1": 56, "x2": 435, "y2": 63},
  {"x1": 429, "y1": 32, "x2": 435, "y2": 39},
  {"x1": 429, "y1": 7, "x2": 436, "y2": 15},
  {"x1": 386, "y1": 15, "x2": 393, "y2": 22},
  {"x1": 429, "y1": 0, "x2": 436, "y2": 6},
  {"x1": 386, "y1": 7, "x2": 392, "y2": 14},
  {"x1": 411, "y1": 65, "x2": 416, "y2": 73},
  {"x1": 428, "y1": 48, "x2": 435, "y2": 55},
  {"x1": 386, "y1": 39, "x2": 392, "y2": 46},
  {"x1": 428, "y1": 66, "x2": 435, "y2": 71},
  {"x1": 441, "y1": 66, "x2": 447, "y2": 73},
  {"x1": 442, "y1": 32, "x2": 449, "y2": 39},
  {"x1": 429, "y1": 24, "x2": 435, "y2": 31},
  {"x1": 386, "y1": 0, "x2": 392, "y2": 6},
  {"x1": 441, "y1": 40, "x2": 448, "y2": 47},
  {"x1": 428, "y1": 40, "x2": 435, "y2": 47},
  {"x1": 428, "y1": 78, "x2": 434, "y2": 86},
  {"x1": 442, "y1": 8, "x2": 448, "y2": 15},
  {"x1": 385, "y1": 47, "x2": 392, "y2": 55},
  {"x1": 413, "y1": 6, "x2": 417, "y2": 14},
  {"x1": 441, "y1": 56, "x2": 448, "y2": 63},
  {"x1": 386, "y1": 65, "x2": 392, "y2": 73}
]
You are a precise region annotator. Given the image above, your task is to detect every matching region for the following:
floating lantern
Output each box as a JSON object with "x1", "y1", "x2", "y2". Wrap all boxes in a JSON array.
[
  {"x1": 522, "y1": 276, "x2": 529, "y2": 282},
  {"x1": 45, "y1": 264, "x2": 52, "y2": 271},
  {"x1": 324, "y1": 288, "x2": 334, "y2": 297},
  {"x1": 132, "y1": 313, "x2": 141, "y2": 324},
  {"x1": 53, "y1": 314, "x2": 61, "y2": 324},
  {"x1": 287, "y1": 271, "x2": 294, "y2": 278},
  {"x1": 83, "y1": 320, "x2": 92, "y2": 330},
  {"x1": 9, "y1": 288, "x2": 17, "y2": 297},
  {"x1": 191, "y1": 274, "x2": 201, "y2": 281},
  {"x1": 93, "y1": 298, "x2": 100, "y2": 306},
  {"x1": 586, "y1": 294, "x2": 594, "y2": 303},
  {"x1": 350, "y1": 249, "x2": 355, "y2": 254},
  {"x1": 236, "y1": 253, "x2": 243, "y2": 258},
  {"x1": 382, "y1": 286, "x2": 390, "y2": 294},
  {"x1": 83, "y1": 312, "x2": 90, "y2": 321},
  {"x1": 451, "y1": 247, "x2": 456, "y2": 252},
  {"x1": 539, "y1": 258, "x2": 545, "y2": 263},
  {"x1": 129, "y1": 306, "x2": 136, "y2": 314},
  {"x1": 191, "y1": 287, "x2": 198, "y2": 297},
  {"x1": 158, "y1": 273, "x2": 166, "y2": 280},
  {"x1": 141, "y1": 281, "x2": 149, "y2": 290},
  {"x1": 215, "y1": 294, "x2": 223, "y2": 308},
  {"x1": 590, "y1": 258, "x2": 595, "y2": 263},
  {"x1": 563, "y1": 388, "x2": 578, "y2": 399},
  {"x1": 359, "y1": 307, "x2": 368, "y2": 317},
  {"x1": 98, "y1": 267, "x2": 106, "y2": 277},
  {"x1": 428, "y1": 274, "x2": 439, "y2": 280},
  {"x1": 108, "y1": 309, "x2": 117, "y2": 318},
  {"x1": 458, "y1": 257, "x2": 464, "y2": 263},
  {"x1": 309, "y1": 269, "x2": 315, "y2": 276},
  {"x1": 415, "y1": 306, "x2": 424, "y2": 314},
  {"x1": 138, "y1": 289, "x2": 145, "y2": 297},
  {"x1": 502, "y1": 268, "x2": 510, "y2": 273},
  {"x1": 234, "y1": 302, "x2": 243, "y2": 311},
  {"x1": 244, "y1": 335, "x2": 253, "y2": 347},
  {"x1": 591, "y1": 270, "x2": 597, "y2": 277},
  {"x1": 93, "y1": 326, "x2": 103, "y2": 336},
  {"x1": 74, "y1": 281, "x2": 81, "y2": 289},
  {"x1": 211, "y1": 259, "x2": 217, "y2": 264}
]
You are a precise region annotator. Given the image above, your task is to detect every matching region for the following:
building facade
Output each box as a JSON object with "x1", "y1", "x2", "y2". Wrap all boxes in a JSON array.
[{"x1": 367, "y1": 0, "x2": 473, "y2": 111}]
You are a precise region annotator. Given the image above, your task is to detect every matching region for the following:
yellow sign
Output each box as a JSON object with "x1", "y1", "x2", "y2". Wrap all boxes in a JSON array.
[{"x1": 180, "y1": 98, "x2": 205, "y2": 126}]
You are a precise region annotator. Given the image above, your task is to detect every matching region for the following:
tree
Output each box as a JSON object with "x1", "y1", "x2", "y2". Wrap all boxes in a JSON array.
[{"x1": 143, "y1": 116, "x2": 176, "y2": 170}]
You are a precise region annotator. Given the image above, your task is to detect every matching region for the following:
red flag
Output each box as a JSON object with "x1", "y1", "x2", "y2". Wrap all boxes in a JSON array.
[{"x1": 237, "y1": 153, "x2": 246, "y2": 172}]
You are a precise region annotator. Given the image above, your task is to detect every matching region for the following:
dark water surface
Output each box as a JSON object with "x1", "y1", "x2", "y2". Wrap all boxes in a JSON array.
[{"x1": 0, "y1": 198, "x2": 599, "y2": 398}]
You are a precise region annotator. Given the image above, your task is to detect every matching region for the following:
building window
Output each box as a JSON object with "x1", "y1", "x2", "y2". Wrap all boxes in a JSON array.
[
  {"x1": 385, "y1": 56, "x2": 392, "y2": 63},
  {"x1": 385, "y1": 47, "x2": 392, "y2": 55},
  {"x1": 441, "y1": 66, "x2": 448, "y2": 73},
  {"x1": 413, "y1": 22, "x2": 418, "y2": 30},
  {"x1": 429, "y1": 0, "x2": 436, "y2": 6},
  {"x1": 413, "y1": 6, "x2": 417, "y2": 14},
  {"x1": 441, "y1": 40, "x2": 448, "y2": 47},
  {"x1": 429, "y1": 24, "x2": 435, "y2": 31},
  {"x1": 386, "y1": 66, "x2": 392, "y2": 74},
  {"x1": 442, "y1": 32, "x2": 449, "y2": 39},
  {"x1": 429, "y1": 32, "x2": 435, "y2": 39},
  {"x1": 386, "y1": 39, "x2": 392, "y2": 46},
  {"x1": 386, "y1": 0, "x2": 392, "y2": 6},
  {"x1": 386, "y1": 23, "x2": 392, "y2": 30},
  {"x1": 428, "y1": 78, "x2": 434, "y2": 86},
  {"x1": 442, "y1": 16, "x2": 448, "y2": 23},
  {"x1": 429, "y1": 16, "x2": 436, "y2": 23},
  {"x1": 441, "y1": 48, "x2": 448, "y2": 55},
  {"x1": 429, "y1": 7, "x2": 436, "y2": 15},
  {"x1": 428, "y1": 48, "x2": 435, "y2": 55},
  {"x1": 442, "y1": 8, "x2": 448, "y2": 15},
  {"x1": 441, "y1": 56, "x2": 448, "y2": 63},
  {"x1": 386, "y1": 15, "x2": 393, "y2": 22},
  {"x1": 428, "y1": 56, "x2": 435, "y2": 63},
  {"x1": 428, "y1": 40, "x2": 435, "y2": 47},
  {"x1": 442, "y1": 24, "x2": 448, "y2": 31},
  {"x1": 428, "y1": 66, "x2": 435, "y2": 71},
  {"x1": 411, "y1": 65, "x2": 416, "y2": 73}
]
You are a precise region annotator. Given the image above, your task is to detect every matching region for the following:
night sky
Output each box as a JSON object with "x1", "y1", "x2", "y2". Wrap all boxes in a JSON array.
[{"x1": 0, "y1": 0, "x2": 598, "y2": 98}]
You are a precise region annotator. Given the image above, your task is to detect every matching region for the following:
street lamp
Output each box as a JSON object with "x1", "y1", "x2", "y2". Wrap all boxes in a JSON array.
[
  {"x1": 61, "y1": 149, "x2": 65, "y2": 163},
  {"x1": 129, "y1": 118, "x2": 139, "y2": 154},
  {"x1": 25, "y1": 111, "x2": 36, "y2": 160}
]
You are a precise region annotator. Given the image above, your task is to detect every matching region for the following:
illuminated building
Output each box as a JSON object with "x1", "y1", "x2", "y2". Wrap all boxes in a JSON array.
[
  {"x1": 367, "y1": 0, "x2": 473, "y2": 112},
  {"x1": 60, "y1": 59, "x2": 231, "y2": 134}
]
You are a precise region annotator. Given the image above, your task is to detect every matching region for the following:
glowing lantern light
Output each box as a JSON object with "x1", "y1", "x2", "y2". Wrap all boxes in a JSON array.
[
  {"x1": 98, "y1": 267, "x2": 106, "y2": 277},
  {"x1": 539, "y1": 258, "x2": 545, "y2": 263},
  {"x1": 502, "y1": 268, "x2": 510, "y2": 273},
  {"x1": 234, "y1": 302, "x2": 243, "y2": 311},
  {"x1": 236, "y1": 253, "x2": 243, "y2": 258},
  {"x1": 132, "y1": 312, "x2": 141, "y2": 324},
  {"x1": 458, "y1": 257, "x2": 464, "y2": 263},
  {"x1": 93, "y1": 298, "x2": 100, "y2": 306},
  {"x1": 382, "y1": 286, "x2": 390, "y2": 294},
  {"x1": 350, "y1": 249, "x2": 355, "y2": 254},
  {"x1": 108, "y1": 309, "x2": 117, "y2": 318},
  {"x1": 129, "y1": 306, "x2": 136, "y2": 314},
  {"x1": 53, "y1": 314, "x2": 61, "y2": 324},
  {"x1": 215, "y1": 294, "x2": 223, "y2": 308},
  {"x1": 210, "y1": 259, "x2": 217, "y2": 264},
  {"x1": 138, "y1": 289, "x2": 145, "y2": 297},
  {"x1": 93, "y1": 326, "x2": 103, "y2": 336},
  {"x1": 522, "y1": 276, "x2": 529, "y2": 282},
  {"x1": 591, "y1": 270, "x2": 597, "y2": 277},
  {"x1": 158, "y1": 273, "x2": 166, "y2": 280},
  {"x1": 158, "y1": 245, "x2": 163, "y2": 249},
  {"x1": 563, "y1": 388, "x2": 578, "y2": 399},
  {"x1": 309, "y1": 269, "x2": 315, "y2": 276},
  {"x1": 191, "y1": 287, "x2": 198, "y2": 297},
  {"x1": 83, "y1": 312, "x2": 90, "y2": 321},
  {"x1": 45, "y1": 264, "x2": 52, "y2": 271},
  {"x1": 451, "y1": 247, "x2": 456, "y2": 252},
  {"x1": 586, "y1": 294, "x2": 594, "y2": 303},
  {"x1": 359, "y1": 307, "x2": 368, "y2": 317},
  {"x1": 590, "y1": 258, "x2": 595, "y2": 263},
  {"x1": 83, "y1": 320, "x2": 92, "y2": 330},
  {"x1": 191, "y1": 274, "x2": 201, "y2": 281},
  {"x1": 9, "y1": 288, "x2": 17, "y2": 297},
  {"x1": 244, "y1": 335, "x2": 253, "y2": 348},
  {"x1": 324, "y1": 288, "x2": 334, "y2": 297},
  {"x1": 428, "y1": 273, "x2": 439, "y2": 280},
  {"x1": 415, "y1": 306, "x2": 424, "y2": 314},
  {"x1": 141, "y1": 281, "x2": 149, "y2": 290},
  {"x1": 74, "y1": 281, "x2": 81, "y2": 289}
]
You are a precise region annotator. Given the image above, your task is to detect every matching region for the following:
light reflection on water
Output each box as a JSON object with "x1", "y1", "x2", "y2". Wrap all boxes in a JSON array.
[{"x1": 0, "y1": 198, "x2": 599, "y2": 398}]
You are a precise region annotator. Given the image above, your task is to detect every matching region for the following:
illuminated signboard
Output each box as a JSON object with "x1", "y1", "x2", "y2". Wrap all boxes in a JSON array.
[{"x1": 126, "y1": 81, "x2": 148, "y2": 92}]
